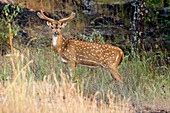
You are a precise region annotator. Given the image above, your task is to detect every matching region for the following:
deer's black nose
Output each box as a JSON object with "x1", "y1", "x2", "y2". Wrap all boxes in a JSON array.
[{"x1": 55, "y1": 31, "x2": 59, "y2": 35}]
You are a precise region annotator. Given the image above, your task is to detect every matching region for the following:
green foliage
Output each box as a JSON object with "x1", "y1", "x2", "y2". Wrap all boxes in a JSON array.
[
  {"x1": 145, "y1": 0, "x2": 168, "y2": 24},
  {"x1": 146, "y1": 0, "x2": 165, "y2": 7},
  {"x1": 3, "y1": 4, "x2": 21, "y2": 22},
  {"x1": 92, "y1": 29, "x2": 105, "y2": 43},
  {"x1": 0, "y1": 19, "x2": 8, "y2": 41},
  {"x1": 0, "y1": 4, "x2": 22, "y2": 54},
  {"x1": 78, "y1": 29, "x2": 105, "y2": 44}
]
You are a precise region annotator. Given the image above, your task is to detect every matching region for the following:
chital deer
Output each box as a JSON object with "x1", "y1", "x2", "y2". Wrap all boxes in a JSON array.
[{"x1": 37, "y1": 10, "x2": 124, "y2": 83}]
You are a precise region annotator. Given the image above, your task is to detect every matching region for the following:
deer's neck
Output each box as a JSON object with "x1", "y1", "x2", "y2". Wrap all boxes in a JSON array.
[
  {"x1": 52, "y1": 34, "x2": 64, "y2": 54},
  {"x1": 52, "y1": 35, "x2": 58, "y2": 46}
]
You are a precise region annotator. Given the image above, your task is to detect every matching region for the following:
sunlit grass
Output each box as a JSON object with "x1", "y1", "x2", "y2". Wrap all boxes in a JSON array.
[
  {"x1": 0, "y1": 48, "x2": 135, "y2": 113},
  {"x1": 0, "y1": 44, "x2": 169, "y2": 112}
]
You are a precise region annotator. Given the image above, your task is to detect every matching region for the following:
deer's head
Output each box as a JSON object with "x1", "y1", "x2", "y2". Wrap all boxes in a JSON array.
[{"x1": 37, "y1": 10, "x2": 75, "y2": 36}]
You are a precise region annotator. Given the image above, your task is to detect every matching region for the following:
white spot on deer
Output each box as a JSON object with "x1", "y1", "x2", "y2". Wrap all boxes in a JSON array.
[{"x1": 115, "y1": 55, "x2": 119, "y2": 62}]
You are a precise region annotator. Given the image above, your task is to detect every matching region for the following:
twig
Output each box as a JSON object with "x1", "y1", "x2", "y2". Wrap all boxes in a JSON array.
[
  {"x1": 20, "y1": 60, "x2": 33, "y2": 73},
  {"x1": 22, "y1": 37, "x2": 37, "y2": 53}
]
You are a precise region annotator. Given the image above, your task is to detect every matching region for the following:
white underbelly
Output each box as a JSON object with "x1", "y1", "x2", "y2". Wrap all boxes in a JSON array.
[
  {"x1": 61, "y1": 57, "x2": 68, "y2": 63},
  {"x1": 60, "y1": 57, "x2": 101, "y2": 68},
  {"x1": 76, "y1": 64, "x2": 101, "y2": 68}
]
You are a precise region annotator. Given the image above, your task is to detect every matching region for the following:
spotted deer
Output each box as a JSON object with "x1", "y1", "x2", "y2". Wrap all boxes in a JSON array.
[{"x1": 37, "y1": 10, "x2": 124, "y2": 83}]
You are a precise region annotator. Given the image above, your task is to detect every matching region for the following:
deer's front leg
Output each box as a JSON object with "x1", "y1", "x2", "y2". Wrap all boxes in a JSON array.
[{"x1": 69, "y1": 61, "x2": 75, "y2": 77}]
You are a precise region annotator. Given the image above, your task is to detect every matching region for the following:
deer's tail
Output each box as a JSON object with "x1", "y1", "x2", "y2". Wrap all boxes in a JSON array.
[{"x1": 119, "y1": 49, "x2": 124, "y2": 65}]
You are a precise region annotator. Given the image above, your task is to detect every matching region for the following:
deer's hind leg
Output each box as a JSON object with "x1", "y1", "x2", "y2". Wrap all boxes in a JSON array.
[{"x1": 106, "y1": 65, "x2": 123, "y2": 83}]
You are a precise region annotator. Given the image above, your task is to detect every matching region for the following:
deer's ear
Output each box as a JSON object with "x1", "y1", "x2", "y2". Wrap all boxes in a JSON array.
[
  {"x1": 47, "y1": 21, "x2": 52, "y2": 27},
  {"x1": 61, "y1": 22, "x2": 67, "y2": 28}
]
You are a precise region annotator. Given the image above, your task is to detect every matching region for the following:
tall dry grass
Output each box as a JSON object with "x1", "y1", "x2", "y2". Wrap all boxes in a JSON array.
[
  {"x1": 0, "y1": 42, "x2": 169, "y2": 112},
  {"x1": 0, "y1": 48, "x2": 135, "y2": 113}
]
